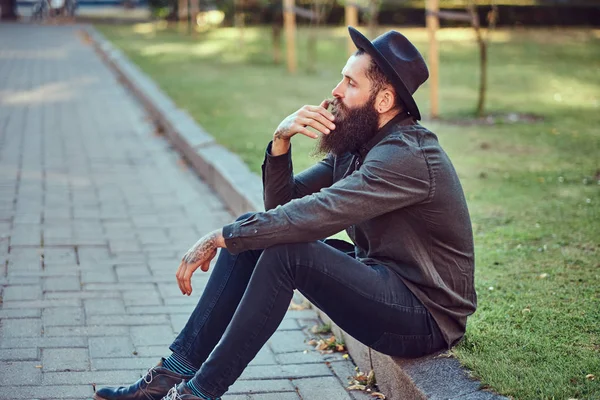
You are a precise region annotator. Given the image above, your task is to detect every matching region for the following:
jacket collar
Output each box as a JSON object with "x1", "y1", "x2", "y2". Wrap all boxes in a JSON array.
[{"x1": 355, "y1": 111, "x2": 416, "y2": 159}]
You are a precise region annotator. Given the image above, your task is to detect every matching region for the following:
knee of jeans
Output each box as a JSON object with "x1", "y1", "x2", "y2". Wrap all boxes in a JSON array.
[
  {"x1": 262, "y1": 242, "x2": 319, "y2": 266},
  {"x1": 260, "y1": 242, "x2": 321, "y2": 284},
  {"x1": 235, "y1": 212, "x2": 257, "y2": 222}
]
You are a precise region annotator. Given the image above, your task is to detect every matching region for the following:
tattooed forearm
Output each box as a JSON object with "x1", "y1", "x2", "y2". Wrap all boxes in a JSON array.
[
  {"x1": 273, "y1": 129, "x2": 288, "y2": 141},
  {"x1": 183, "y1": 231, "x2": 219, "y2": 264}
]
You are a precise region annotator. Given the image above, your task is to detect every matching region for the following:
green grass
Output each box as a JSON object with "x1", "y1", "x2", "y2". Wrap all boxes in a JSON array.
[{"x1": 96, "y1": 23, "x2": 600, "y2": 399}]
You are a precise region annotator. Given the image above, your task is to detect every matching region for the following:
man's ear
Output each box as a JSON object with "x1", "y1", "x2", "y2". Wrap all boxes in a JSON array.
[{"x1": 376, "y1": 88, "x2": 396, "y2": 114}]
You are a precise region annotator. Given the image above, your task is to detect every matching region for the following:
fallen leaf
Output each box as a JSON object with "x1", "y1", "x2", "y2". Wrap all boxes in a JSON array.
[
  {"x1": 311, "y1": 323, "x2": 332, "y2": 334},
  {"x1": 343, "y1": 354, "x2": 349, "y2": 359},
  {"x1": 347, "y1": 384, "x2": 367, "y2": 391},
  {"x1": 288, "y1": 299, "x2": 310, "y2": 310},
  {"x1": 354, "y1": 372, "x2": 368, "y2": 384},
  {"x1": 539, "y1": 273, "x2": 549, "y2": 279},
  {"x1": 316, "y1": 340, "x2": 328, "y2": 351},
  {"x1": 367, "y1": 370, "x2": 376, "y2": 386},
  {"x1": 35, "y1": 365, "x2": 42, "y2": 368},
  {"x1": 586, "y1": 374, "x2": 595, "y2": 380},
  {"x1": 370, "y1": 393, "x2": 386, "y2": 399}
]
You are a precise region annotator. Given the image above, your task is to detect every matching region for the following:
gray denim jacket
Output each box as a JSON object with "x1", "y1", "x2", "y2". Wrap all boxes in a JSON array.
[{"x1": 223, "y1": 112, "x2": 477, "y2": 347}]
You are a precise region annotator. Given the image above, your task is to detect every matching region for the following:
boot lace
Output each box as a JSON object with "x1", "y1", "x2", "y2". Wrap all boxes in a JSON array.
[
  {"x1": 142, "y1": 367, "x2": 156, "y2": 385},
  {"x1": 164, "y1": 385, "x2": 183, "y2": 400}
]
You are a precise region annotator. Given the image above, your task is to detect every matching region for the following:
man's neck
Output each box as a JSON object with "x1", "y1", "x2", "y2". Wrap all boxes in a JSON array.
[{"x1": 377, "y1": 109, "x2": 401, "y2": 129}]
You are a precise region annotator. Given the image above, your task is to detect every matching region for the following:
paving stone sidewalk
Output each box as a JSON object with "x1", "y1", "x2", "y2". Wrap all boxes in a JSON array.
[{"x1": 0, "y1": 23, "x2": 372, "y2": 400}]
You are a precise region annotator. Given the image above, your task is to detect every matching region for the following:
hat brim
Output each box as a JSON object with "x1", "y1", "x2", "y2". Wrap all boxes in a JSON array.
[{"x1": 348, "y1": 26, "x2": 421, "y2": 120}]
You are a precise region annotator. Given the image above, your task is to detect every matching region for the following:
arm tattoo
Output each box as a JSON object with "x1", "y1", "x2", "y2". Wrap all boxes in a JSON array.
[
  {"x1": 274, "y1": 130, "x2": 286, "y2": 141},
  {"x1": 183, "y1": 231, "x2": 218, "y2": 264}
]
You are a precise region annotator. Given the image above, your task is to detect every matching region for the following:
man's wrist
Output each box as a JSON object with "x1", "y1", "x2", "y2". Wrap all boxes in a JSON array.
[
  {"x1": 215, "y1": 229, "x2": 226, "y2": 248},
  {"x1": 271, "y1": 135, "x2": 291, "y2": 157}
]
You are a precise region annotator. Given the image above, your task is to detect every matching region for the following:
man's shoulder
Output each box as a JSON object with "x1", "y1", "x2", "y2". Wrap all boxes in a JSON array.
[
  {"x1": 375, "y1": 124, "x2": 438, "y2": 152},
  {"x1": 390, "y1": 123, "x2": 438, "y2": 141}
]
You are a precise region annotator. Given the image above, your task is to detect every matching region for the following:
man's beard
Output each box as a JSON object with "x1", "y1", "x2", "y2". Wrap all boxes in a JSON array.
[{"x1": 314, "y1": 95, "x2": 380, "y2": 157}]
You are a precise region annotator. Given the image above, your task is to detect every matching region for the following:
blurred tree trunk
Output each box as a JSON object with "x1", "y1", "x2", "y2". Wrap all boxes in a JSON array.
[
  {"x1": 306, "y1": 1, "x2": 318, "y2": 73},
  {"x1": 306, "y1": 0, "x2": 334, "y2": 73},
  {"x1": 367, "y1": 0, "x2": 381, "y2": 39},
  {"x1": 467, "y1": 0, "x2": 498, "y2": 117},
  {"x1": 235, "y1": 0, "x2": 245, "y2": 47},
  {"x1": 272, "y1": 22, "x2": 282, "y2": 64},
  {"x1": 271, "y1": 2, "x2": 283, "y2": 64},
  {"x1": 0, "y1": 0, "x2": 19, "y2": 20}
]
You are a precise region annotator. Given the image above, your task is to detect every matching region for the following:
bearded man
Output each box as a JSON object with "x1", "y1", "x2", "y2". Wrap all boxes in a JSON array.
[{"x1": 94, "y1": 27, "x2": 477, "y2": 400}]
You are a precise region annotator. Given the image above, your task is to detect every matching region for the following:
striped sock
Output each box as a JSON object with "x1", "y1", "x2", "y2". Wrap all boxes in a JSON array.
[
  {"x1": 162, "y1": 353, "x2": 198, "y2": 376},
  {"x1": 187, "y1": 380, "x2": 221, "y2": 400}
]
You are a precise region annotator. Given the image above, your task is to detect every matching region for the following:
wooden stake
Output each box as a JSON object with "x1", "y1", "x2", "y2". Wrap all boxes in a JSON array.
[
  {"x1": 190, "y1": 0, "x2": 199, "y2": 37},
  {"x1": 283, "y1": 0, "x2": 297, "y2": 74},
  {"x1": 235, "y1": 0, "x2": 245, "y2": 47},
  {"x1": 345, "y1": 4, "x2": 358, "y2": 56},
  {"x1": 426, "y1": 0, "x2": 440, "y2": 118},
  {"x1": 187, "y1": 0, "x2": 192, "y2": 35},
  {"x1": 178, "y1": 0, "x2": 186, "y2": 32}
]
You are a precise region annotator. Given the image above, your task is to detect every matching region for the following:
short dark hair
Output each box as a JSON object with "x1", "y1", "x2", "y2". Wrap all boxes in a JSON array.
[{"x1": 355, "y1": 49, "x2": 402, "y2": 110}]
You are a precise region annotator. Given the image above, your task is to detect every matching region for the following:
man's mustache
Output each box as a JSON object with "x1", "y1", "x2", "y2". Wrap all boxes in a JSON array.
[{"x1": 327, "y1": 98, "x2": 348, "y2": 118}]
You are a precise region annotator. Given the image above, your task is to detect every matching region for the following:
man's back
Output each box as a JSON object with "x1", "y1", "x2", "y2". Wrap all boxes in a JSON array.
[{"x1": 333, "y1": 123, "x2": 476, "y2": 348}]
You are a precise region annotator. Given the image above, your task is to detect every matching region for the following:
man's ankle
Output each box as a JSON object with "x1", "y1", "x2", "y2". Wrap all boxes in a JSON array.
[
  {"x1": 162, "y1": 353, "x2": 197, "y2": 376},
  {"x1": 186, "y1": 380, "x2": 220, "y2": 400}
]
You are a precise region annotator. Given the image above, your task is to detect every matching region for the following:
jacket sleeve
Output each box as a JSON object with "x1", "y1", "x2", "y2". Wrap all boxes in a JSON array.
[
  {"x1": 262, "y1": 141, "x2": 335, "y2": 211},
  {"x1": 224, "y1": 137, "x2": 432, "y2": 253}
]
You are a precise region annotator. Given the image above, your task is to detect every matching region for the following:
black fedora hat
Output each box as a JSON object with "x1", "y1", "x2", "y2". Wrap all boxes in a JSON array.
[{"x1": 348, "y1": 26, "x2": 428, "y2": 120}]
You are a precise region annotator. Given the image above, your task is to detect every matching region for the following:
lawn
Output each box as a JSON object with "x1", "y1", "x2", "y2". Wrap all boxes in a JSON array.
[{"x1": 95, "y1": 23, "x2": 599, "y2": 400}]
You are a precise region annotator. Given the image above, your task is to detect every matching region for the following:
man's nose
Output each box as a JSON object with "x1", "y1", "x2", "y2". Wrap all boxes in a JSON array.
[{"x1": 331, "y1": 82, "x2": 343, "y2": 99}]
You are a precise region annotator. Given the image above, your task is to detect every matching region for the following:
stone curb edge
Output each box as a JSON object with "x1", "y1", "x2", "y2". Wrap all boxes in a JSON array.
[{"x1": 85, "y1": 25, "x2": 508, "y2": 400}]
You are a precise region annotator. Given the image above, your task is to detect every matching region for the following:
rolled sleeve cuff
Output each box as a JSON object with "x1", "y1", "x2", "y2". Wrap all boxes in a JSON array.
[{"x1": 265, "y1": 141, "x2": 292, "y2": 167}]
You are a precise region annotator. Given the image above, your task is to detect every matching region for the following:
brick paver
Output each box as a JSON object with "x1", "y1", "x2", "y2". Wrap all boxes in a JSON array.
[{"x1": 0, "y1": 23, "x2": 370, "y2": 400}]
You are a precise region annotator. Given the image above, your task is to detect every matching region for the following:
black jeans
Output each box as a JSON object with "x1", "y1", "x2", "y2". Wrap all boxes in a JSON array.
[{"x1": 170, "y1": 213, "x2": 446, "y2": 398}]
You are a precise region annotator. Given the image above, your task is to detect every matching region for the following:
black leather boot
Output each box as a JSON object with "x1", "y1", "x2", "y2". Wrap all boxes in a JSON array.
[
  {"x1": 161, "y1": 381, "x2": 213, "y2": 400},
  {"x1": 94, "y1": 359, "x2": 194, "y2": 400}
]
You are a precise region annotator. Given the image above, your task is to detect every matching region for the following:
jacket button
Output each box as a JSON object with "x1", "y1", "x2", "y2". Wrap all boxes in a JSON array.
[
  {"x1": 228, "y1": 233, "x2": 233, "y2": 238},
  {"x1": 253, "y1": 229, "x2": 258, "y2": 234}
]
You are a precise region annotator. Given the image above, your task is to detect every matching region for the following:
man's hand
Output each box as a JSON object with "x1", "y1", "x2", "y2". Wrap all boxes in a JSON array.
[
  {"x1": 272, "y1": 100, "x2": 336, "y2": 156},
  {"x1": 176, "y1": 229, "x2": 225, "y2": 296}
]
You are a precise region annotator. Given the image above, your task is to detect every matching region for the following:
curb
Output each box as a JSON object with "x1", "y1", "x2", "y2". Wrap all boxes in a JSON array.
[{"x1": 86, "y1": 25, "x2": 508, "y2": 400}]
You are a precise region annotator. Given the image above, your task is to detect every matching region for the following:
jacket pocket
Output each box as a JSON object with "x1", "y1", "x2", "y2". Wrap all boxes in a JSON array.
[{"x1": 370, "y1": 332, "x2": 432, "y2": 358}]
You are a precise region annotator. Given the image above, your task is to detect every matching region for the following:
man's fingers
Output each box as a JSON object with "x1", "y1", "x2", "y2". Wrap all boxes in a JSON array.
[
  {"x1": 298, "y1": 127, "x2": 319, "y2": 139},
  {"x1": 307, "y1": 111, "x2": 336, "y2": 131},
  {"x1": 176, "y1": 262, "x2": 186, "y2": 295},
  {"x1": 307, "y1": 104, "x2": 335, "y2": 122},
  {"x1": 202, "y1": 249, "x2": 217, "y2": 272},
  {"x1": 298, "y1": 117, "x2": 330, "y2": 136},
  {"x1": 177, "y1": 249, "x2": 218, "y2": 296},
  {"x1": 183, "y1": 265, "x2": 197, "y2": 295},
  {"x1": 200, "y1": 260, "x2": 210, "y2": 272},
  {"x1": 298, "y1": 109, "x2": 335, "y2": 132}
]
